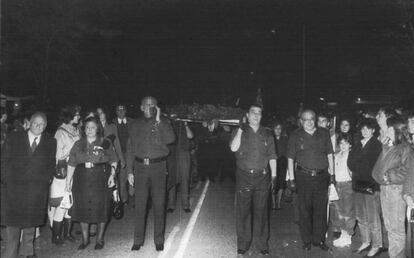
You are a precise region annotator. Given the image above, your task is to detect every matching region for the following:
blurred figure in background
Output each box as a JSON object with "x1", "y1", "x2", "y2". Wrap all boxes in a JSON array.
[{"x1": 272, "y1": 121, "x2": 288, "y2": 210}]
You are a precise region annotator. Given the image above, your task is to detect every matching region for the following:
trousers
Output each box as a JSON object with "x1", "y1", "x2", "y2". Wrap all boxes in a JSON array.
[
  {"x1": 3, "y1": 226, "x2": 35, "y2": 258},
  {"x1": 296, "y1": 169, "x2": 330, "y2": 244},
  {"x1": 236, "y1": 167, "x2": 270, "y2": 251},
  {"x1": 133, "y1": 161, "x2": 167, "y2": 245}
]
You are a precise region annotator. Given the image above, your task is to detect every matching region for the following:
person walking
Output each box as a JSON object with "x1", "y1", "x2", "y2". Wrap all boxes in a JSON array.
[
  {"x1": 1, "y1": 112, "x2": 56, "y2": 258},
  {"x1": 230, "y1": 103, "x2": 277, "y2": 255},
  {"x1": 286, "y1": 109, "x2": 334, "y2": 251},
  {"x1": 127, "y1": 96, "x2": 175, "y2": 252},
  {"x1": 65, "y1": 116, "x2": 118, "y2": 250}
]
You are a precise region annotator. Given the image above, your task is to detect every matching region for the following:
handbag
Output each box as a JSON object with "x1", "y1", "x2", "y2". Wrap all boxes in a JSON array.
[
  {"x1": 353, "y1": 180, "x2": 376, "y2": 195},
  {"x1": 60, "y1": 191, "x2": 73, "y2": 209},
  {"x1": 55, "y1": 159, "x2": 68, "y2": 179},
  {"x1": 110, "y1": 177, "x2": 124, "y2": 220}
]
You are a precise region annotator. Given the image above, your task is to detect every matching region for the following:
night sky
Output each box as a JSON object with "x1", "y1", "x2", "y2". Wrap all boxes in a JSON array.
[{"x1": 1, "y1": 0, "x2": 413, "y2": 113}]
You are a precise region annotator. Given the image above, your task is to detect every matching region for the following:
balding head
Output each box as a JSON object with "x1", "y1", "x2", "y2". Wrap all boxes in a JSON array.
[{"x1": 29, "y1": 112, "x2": 47, "y2": 136}]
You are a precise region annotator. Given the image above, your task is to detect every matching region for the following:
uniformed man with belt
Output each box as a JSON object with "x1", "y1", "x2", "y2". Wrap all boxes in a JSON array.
[
  {"x1": 230, "y1": 103, "x2": 277, "y2": 256},
  {"x1": 126, "y1": 96, "x2": 175, "y2": 252},
  {"x1": 286, "y1": 109, "x2": 334, "y2": 251}
]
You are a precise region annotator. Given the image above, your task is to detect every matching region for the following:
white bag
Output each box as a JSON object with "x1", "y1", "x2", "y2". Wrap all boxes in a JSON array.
[
  {"x1": 60, "y1": 191, "x2": 73, "y2": 209},
  {"x1": 328, "y1": 183, "x2": 339, "y2": 201}
]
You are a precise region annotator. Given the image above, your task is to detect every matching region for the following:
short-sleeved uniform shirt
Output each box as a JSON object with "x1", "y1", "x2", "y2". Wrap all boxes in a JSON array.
[
  {"x1": 286, "y1": 127, "x2": 333, "y2": 170},
  {"x1": 126, "y1": 117, "x2": 175, "y2": 175},
  {"x1": 231, "y1": 126, "x2": 277, "y2": 171}
]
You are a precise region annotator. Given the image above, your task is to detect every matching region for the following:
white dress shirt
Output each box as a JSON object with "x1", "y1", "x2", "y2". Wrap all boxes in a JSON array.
[
  {"x1": 118, "y1": 118, "x2": 127, "y2": 124},
  {"x1": 28, "y1": 130, "x2": 41, "y2": 147}
]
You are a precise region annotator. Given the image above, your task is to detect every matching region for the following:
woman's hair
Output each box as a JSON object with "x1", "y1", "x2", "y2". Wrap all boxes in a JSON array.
[
  {"x1": 59, "y1": 105, "x2": 80, "y2": 125},
  {"x1": 82, "y1": 116, "x2": 104, "y2": 138},
  {"x1": 358, "y1": 118, "x2": 377, "y2": 131},
  {"x1": 337, "y1": 132, "x2": 353, "y2": 145},
  {"x1": 338, "y1": 117, "x2": 353, "y2": 133},
  {"x1": 386, "y1": 116, "x2": 407, "y2": 145}
]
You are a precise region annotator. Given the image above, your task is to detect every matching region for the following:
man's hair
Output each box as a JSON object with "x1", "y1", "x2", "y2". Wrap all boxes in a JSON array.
[
  {"x1": 30, "y1": 112, "x2": 47, "y2": 123},
  {"x1": 115, "y1": 104, "x2": 127, "y2": 111},
  {"x1": 386, "y1": 116, "x2": 408, "y2": 145},
  {"x1": 300, "y1": 109, "x2": 316, "y2": 120},
  {"x1": 248, "y1": 103, "x2": 263, "y2": 112},
  {"x1": 317, "y1": 112, "x2": 329, "y2": 119},
  {"x1": 358, "y1": 118, "x2": 377, "y2": 130},
  {"x1": 141, "y1": 96, "x2": 158, "y2": 106},
  {"x1": 405, "y1": 109, "x2": 414, "y2": 120},
  {"x1": 378, "y1": 106, "x2": 397, "y2": 119}
]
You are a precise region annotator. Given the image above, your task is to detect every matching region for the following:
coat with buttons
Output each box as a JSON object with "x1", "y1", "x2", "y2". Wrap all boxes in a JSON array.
[{"x1": 1, "y1": 131, "x2": 56, "y2": 228}]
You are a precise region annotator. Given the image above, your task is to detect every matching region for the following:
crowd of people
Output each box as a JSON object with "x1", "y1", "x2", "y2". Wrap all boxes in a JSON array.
[{"x1": 0, "y1": 98, "x2": 413, "y2": 258}]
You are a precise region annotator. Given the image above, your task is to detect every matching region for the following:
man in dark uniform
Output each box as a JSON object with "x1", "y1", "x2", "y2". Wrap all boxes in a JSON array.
[
  {"x1": 229, "y1": 104, "x2": 277, "y2": 256},
  {"x1": 286, "y1": 109, "x2": 334, "y2": 251},
  {"x1": 127, "y1": 96, "x2": 175, "y2": 252}
]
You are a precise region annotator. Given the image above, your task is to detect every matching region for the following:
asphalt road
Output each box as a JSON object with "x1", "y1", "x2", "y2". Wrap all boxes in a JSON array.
[{"x1": 1, "y1": 178, "x2": 389, "y2": 258}]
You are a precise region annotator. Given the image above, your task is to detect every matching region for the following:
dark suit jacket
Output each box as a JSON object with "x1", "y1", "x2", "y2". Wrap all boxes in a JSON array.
[
  {"x1": 1, "y1": 131, "x2": 56, "y2": 228},
  {"x1": 348, "y1": 136, "x2": 382, "y2": 191},
  {"x1": 112, "y1": 117, "x2": 134, "y2": 164}
]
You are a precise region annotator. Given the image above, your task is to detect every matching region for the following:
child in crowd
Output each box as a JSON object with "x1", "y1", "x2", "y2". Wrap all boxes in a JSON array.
[{"x1": 332, "y1": 134, "x2": 356, "y2": 247}]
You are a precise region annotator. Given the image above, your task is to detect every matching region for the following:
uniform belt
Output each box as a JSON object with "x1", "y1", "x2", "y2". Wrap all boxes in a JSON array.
[
  {"x1": 135, "y1": 156, "x2": 167, "y2": 165},
  {"x1": 240, "y1": 168, "x2": 267, "y2": 174},
  {"x1": 77, "y1": 162, "x2": 107, "y2": 168},
  {"x1": 297, "y1": 165, "x2": 327, "y2": 176}
]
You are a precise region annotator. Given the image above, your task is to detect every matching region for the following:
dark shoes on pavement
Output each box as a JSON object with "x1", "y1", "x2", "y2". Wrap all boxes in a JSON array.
[
  {"x1": 259, "y1": 249, "x2": 269, "y2": 255},
  {"x1": 78, "y1": 241, "x2": 90, "y2": 250},
  {"x1": 95, "y1": 240, "x2": 104, "y2": 250},
  {"x1": 156, "y1": 243, "x2": 164, "y2": 251},
  {"x1": 167, "y1": 208, "x2": 175, "y2": 213},
  {"x1": 313, "y1": 241, "x2": 329, "y2": 251},
  {"x1": 184, "y1": 208, "x2": 191, "y2": 213},
  {"x1": 237, "y1": 249, "x2": 246, "y2": 255},
  {"x1": 131, "y1": 244, "x2": 142, "y2": 251}
]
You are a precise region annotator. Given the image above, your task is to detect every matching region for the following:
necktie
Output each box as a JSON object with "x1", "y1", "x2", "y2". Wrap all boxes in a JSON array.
[{"x1": 31, "y1": 137, "x2": 38, "y2": 152}]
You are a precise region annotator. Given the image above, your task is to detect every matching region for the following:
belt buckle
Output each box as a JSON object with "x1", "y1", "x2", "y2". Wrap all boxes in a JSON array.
[{"x1": 143, "y1": 158, "x2": 150, "y2": 166}]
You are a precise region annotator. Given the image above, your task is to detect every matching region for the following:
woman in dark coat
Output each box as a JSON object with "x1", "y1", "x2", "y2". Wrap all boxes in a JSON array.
[
  {"x1": 347, "y1": 118, "x2": 383, "y2": 257},
  {"x1": 65, "y1": 116, "x2": 118, "y2": 250},
  {"x1": 1, "y1": 112, "x2": 56, "y2": 258}
]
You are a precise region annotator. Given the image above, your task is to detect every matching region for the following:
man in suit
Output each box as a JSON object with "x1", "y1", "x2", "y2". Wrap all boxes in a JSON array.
[
  {"x1": 114, "y1": 104, "x2": 135, "y2": 205},
  {"x1": 1, "y1": 112, "x2": 56, "y2": 258}
]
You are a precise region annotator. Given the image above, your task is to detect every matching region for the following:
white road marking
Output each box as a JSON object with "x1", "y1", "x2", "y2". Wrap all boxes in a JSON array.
[
  {"x1": 157, "y1": 225, "x2": 180, "y2": 258},
  {"x1": 173, "y1": 180, "x2": 210, "y2": 258}
]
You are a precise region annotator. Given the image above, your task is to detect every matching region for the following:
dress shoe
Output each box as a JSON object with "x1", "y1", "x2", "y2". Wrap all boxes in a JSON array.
[
  {"x1": 259, "y1": 249, "x2": 269, "y2": 255},
  {"x1": 353, "y1": 243, "x2": 371, "y2": 254},
  {"x1": 184, "y1": 208, "x2": 191, "y2": 213},
  {"x1": 95, "y1": 240, "x2": 104, "y2": 250},
  {"x1": 364, "y1": 247, "x2": 382, "y2": 258},
  {"x1": 156, "y1": 243, "x2": 164, "y2": 251},
  {"x1": 313, "y1": 241, "x2": 329, "y2": 251},
  {"x1": 237, "y1": 249, "x2": 246, "y2": 254},
  {"x1": 302, "y1": 243, "x2": 311, "y2": 251},
  {"x1": 167, "y1": 208, "x2": 175, "y2": 213},
  {"x1": 131, "y1": 244, "x2": 142, "y2": 251},
  {"x1": 78, "y1": 241, "x2": 90, "y2": 250}
]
